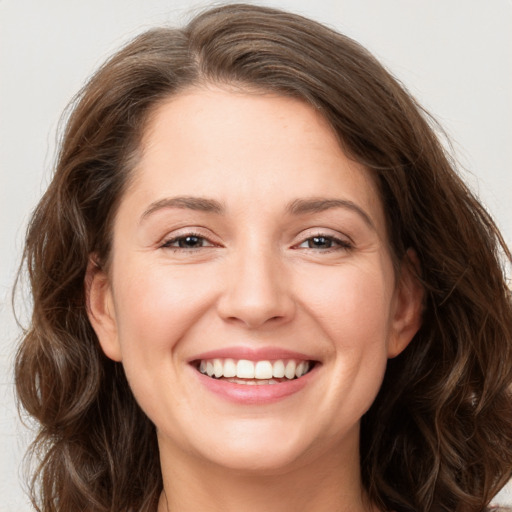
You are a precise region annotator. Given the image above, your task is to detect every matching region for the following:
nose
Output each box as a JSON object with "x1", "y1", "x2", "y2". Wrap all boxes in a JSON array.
[{"x1": 216, "y1": 246, "x2": 296, "y2": 329}]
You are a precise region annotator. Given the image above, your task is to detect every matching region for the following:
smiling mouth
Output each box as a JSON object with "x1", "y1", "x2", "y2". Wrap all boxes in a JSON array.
[{"x1": 194, "y1": 358, "x2": 315, "y2": 385}]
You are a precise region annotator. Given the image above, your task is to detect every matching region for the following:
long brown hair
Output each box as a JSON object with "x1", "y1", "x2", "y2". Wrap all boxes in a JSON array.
[{"x1": 15, "y1": 4, "x2": 512, "y2": 511}]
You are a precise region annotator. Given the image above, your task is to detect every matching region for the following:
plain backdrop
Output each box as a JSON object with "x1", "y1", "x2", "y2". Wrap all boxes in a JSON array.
[{"x1": 1, "y1": 0, "x2": 511, "y2": 509}]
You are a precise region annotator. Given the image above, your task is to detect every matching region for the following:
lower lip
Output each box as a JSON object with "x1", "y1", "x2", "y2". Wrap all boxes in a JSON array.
[{"x1": 192, "y1": 365, "x2": 318, "y2": 405}]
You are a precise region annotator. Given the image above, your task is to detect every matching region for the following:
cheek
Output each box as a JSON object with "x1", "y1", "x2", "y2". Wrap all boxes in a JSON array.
[
  {"x1": 303, "y1": 260, "x2": 395, "y2": 346},
  {"x1": 302, "y1": 261, "x2": 395, "y2": 416},
  {"x1": 108, "y1": 262, "x2": 220, "y2": 423},
  {"x1": 111, "y1": 261, "x2": 218, "y2": 356}
]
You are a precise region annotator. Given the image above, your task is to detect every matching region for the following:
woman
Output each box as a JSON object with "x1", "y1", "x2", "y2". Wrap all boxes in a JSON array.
[{"x1": 15, "y1": 4, "x2": 512, "y2": 511}]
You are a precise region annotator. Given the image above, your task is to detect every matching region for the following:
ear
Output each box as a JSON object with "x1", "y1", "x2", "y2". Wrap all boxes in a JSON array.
[
  {"x1": 387, "y1": 249, "x2": 424, "y2": 359},
  {"x1": 85, "y1": 256, "x2": 122, "y2": 362}
]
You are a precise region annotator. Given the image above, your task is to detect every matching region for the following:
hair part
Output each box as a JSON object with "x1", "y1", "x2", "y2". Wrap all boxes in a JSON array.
[{"x1": 15, "y1": 4, "x2": 512, "y2": 511}]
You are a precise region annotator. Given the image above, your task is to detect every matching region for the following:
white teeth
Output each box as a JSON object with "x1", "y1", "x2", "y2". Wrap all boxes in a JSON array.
[
  {"x1": 225, "y1": 378, "x2": 280, "y2": 385},
  {"x1": 272, "y1": 360, "x2": 285, "y2": 378},
  {"x1": 296, "y1": 361, "x2": 307, "y2": 378},
  {"x1": 223, "y1": 358, "x2": 237, "y2": 378},
  {"x1": 254, "y1": 361, "x2": 273, "y2": 379},
  {"x1": 257, "y1": 379, "x2": 279, "y2": 385},
  {"x1": 236, "y1": 360, "x2": 255, "y2": 379},
  {"x1": 213, "y1": 359, "x2": 223, "y2": 378},
  {"x1": 198, "y1": 358, "x2": 312, "y2": 381},
  {"x1": 284, "y1": 360, "x2": 296, "y2": 379}
]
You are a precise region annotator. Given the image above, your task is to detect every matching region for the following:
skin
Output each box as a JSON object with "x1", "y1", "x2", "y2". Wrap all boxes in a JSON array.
[{"x1": 87, "y1": 86, "x2": 423, "y2": 512}]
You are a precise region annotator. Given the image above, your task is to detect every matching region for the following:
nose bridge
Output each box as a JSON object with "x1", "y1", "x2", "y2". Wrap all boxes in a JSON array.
[{"x1": 217, "y1": 237, "x2": 294, "y2": 328}]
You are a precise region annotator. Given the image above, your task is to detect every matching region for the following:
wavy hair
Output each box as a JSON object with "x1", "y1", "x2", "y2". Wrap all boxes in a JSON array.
[{"x1": 15, "y1": 4, "x2": 512, "y2": 511}]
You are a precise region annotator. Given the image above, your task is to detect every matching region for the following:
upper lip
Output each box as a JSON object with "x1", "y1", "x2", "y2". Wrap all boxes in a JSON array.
[{"x1": 188, "y1": 346, "x2": 317, "y2": 363}]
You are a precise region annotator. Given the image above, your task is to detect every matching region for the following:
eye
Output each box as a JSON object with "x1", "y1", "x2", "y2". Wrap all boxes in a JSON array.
[
  {"x1": 296, "y1": 234, "x2": 352, "y2": 251},
  {"x1": 161, "y1": 234, "x2": 215, "y2": 250}
]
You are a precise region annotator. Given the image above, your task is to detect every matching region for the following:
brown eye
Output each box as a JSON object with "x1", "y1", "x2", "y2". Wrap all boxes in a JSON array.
[
  {"x1": 296, "y1": 234, "x2": 352, "y2": 251},
  {"x1": 162, "y1": 234, "x2": 212, "y2": 249},
  {"x1": 308, "y1": 236, "x2": 333, "y2": 249},
  {"x1": 178, "y1": 236, "x2": 204, "y2": 248}
]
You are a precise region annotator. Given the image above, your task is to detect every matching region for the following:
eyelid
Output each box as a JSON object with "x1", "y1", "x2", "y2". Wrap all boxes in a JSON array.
[
  {"x1": 296, "y1": 227, "x2": 353, "y2": 242},
  {"x1": 292, "y1": 229, "x2": 354, "y2": 251},
  {"x1": 161, "y1": 235, "x2": 213, "y2": 249},
  {"x1": 157, "y1": 227, "x2": 353, "y2": 251},
  {"x1": 159, "y1": 227, "x2": 221, "y2": 250}
]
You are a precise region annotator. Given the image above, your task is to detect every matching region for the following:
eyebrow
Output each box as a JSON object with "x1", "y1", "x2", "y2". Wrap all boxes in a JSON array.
[
  {"x1": 140, "y1": 195, "x2": 374, "y2": 229},
  {"x1": 140, "y1": 196, "x2": 224, "y2": 221},
  {"x1": 286, "y1": 198, "x2": 375, "y2": 229}
]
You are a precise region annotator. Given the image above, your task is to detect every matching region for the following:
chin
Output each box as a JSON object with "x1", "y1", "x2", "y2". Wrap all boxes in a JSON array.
[
  {"x1": 201, "y1": 443, "x2": 309, "y2": 475},
  {"x1": 181, "y1": 418, "x2": 328, "y2": 475}
]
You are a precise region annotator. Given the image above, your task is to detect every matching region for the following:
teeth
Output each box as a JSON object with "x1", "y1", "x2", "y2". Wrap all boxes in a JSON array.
[
  {"x1": 237, "y1": 360, "x2": 255, "y2": 379},
  {"x1": 213, "y1": 359, "x2": 223, "y2": 378},
  {"x1": 284, "y1": 360, "x2": 296, "y2": 379},
  {"x1": 296, "y1": 361, "x2": 309, "y2": 378},
  {"x1": 226, "y1": 378, "x2": 281, "y2": 385},
  {"x1": 198, "y1": 358, "x2": 312, "y2": 380},
  {"x1": 254, "y1": 361, "x2": 273, "y2": 379},
  {"x1": 272, "y1": 360, "x2": 285, "y2": 378},
  {"x1": 223, "y1": 358, "x2": 236, "y2": 378}
]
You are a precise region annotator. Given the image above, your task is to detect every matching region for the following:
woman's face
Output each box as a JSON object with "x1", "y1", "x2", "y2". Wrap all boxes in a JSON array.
[{"x1": 88, "y1": 87, "x2": 422, "y2": 474}]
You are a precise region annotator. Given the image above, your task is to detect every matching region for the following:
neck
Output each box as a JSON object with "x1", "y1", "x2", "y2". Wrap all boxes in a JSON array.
[{"x1": 156, "y1": 433, "x2": 377, "y2": 512}]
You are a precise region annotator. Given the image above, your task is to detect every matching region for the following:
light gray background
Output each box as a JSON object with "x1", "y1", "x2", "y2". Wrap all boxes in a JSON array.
[{"x1": 1, "y1": 1, "x2": 511, "y2": 509}]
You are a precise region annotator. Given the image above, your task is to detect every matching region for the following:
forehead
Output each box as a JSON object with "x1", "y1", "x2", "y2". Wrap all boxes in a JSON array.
[{"x1": 121, "y1": 86, "x2": 385, "y2": 231}]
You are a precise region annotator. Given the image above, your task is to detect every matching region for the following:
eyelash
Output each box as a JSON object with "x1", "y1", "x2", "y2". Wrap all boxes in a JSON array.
[
  {"x1": 295, "y1": 234, "x2": 353, "y2": 252},
  {"x1": 160, "y1": 232, "x2": 353, "y2": 253},
  {"x1": 160, "y1": 232, "x2": 215, "y2": 251}
]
